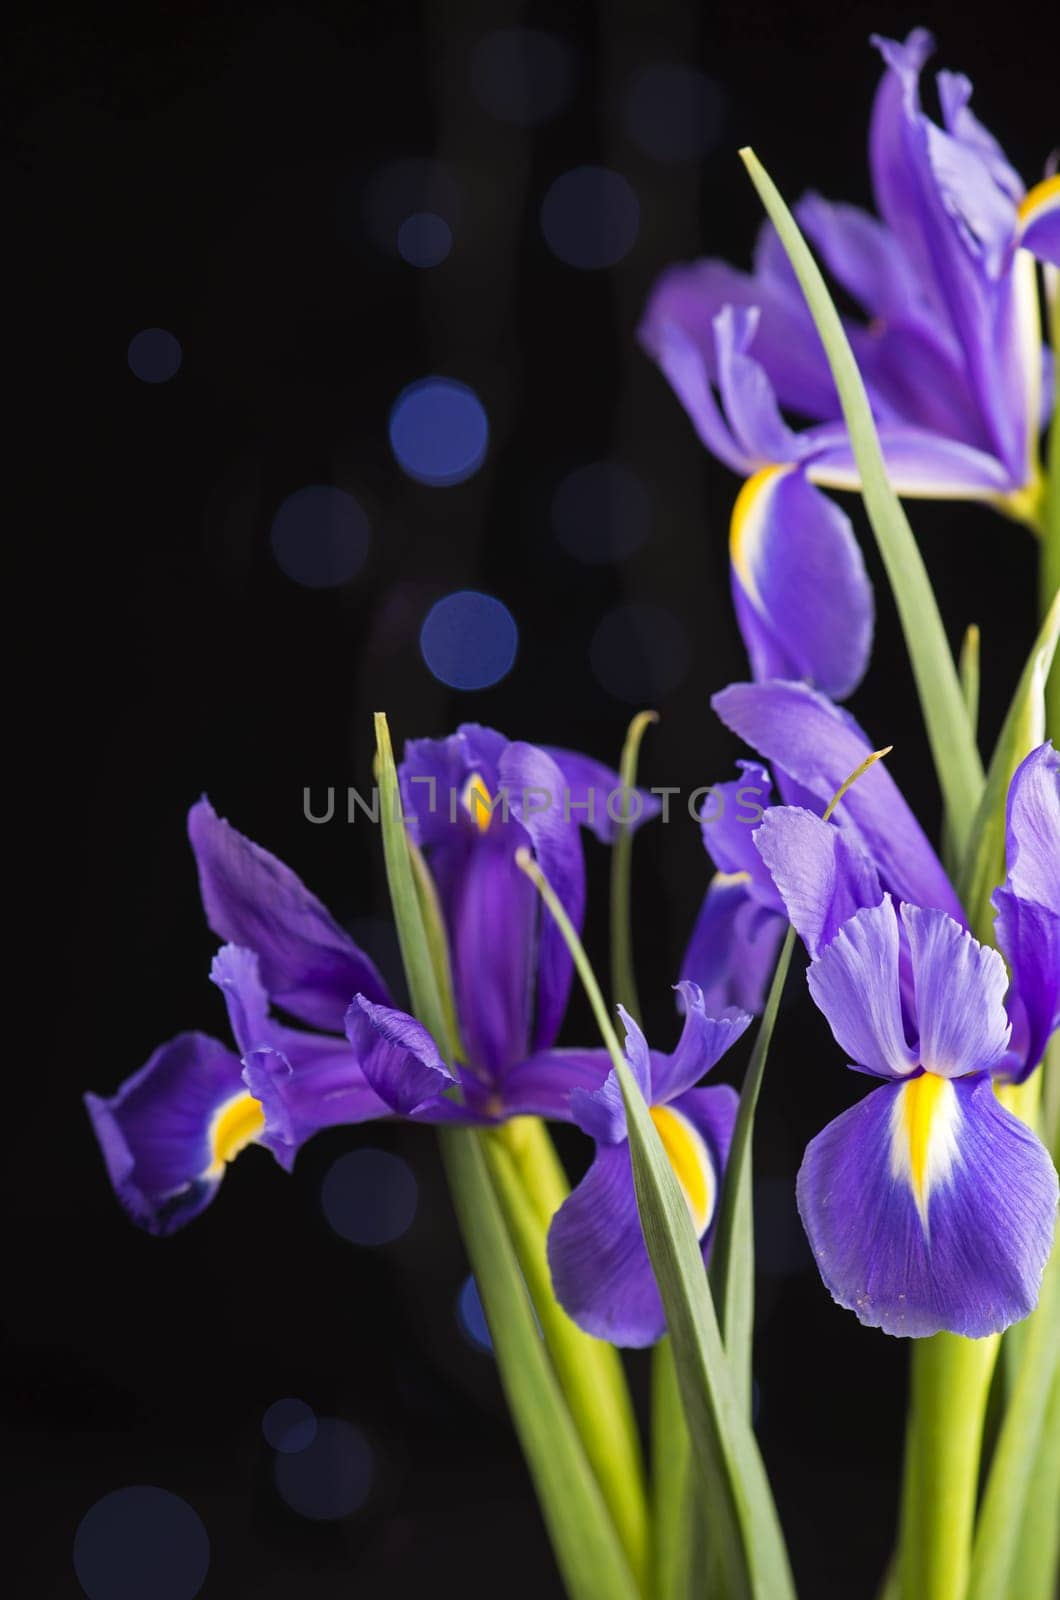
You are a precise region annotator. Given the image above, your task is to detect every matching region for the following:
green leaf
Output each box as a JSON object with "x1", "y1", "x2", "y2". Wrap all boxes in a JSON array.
[
  {"x1": 709, "y1": 928, "x2": 795, "y2": 1418},
  {"x1": 440, "y1": 1127, "x2": 643, "y2": 1600},
  {"x1": 1004, "y1": 1357, "x2": 1060, "y2": 1600},
  {"x1": 610, "y1": 709, "x2": 658, "y2": 1020},
  {"x1": 483, "y1": 1121, "x2": 649, "y2": 1590},
  {"x1": 517, "y1": 850, "x2": 796, "y2": 1600},
  {"x1": 968, "y1": 1240, "x2": 1060, "y2": 1600},
  {"x1": 739, "y1": 149, "x2": 984, "y2": 859},
  {"x1": 957, "y1": 591, "x2": 1059, "y2": 939},
  {"x1": 373, "y1": 712, "x2": 451, "y2": 1051}
]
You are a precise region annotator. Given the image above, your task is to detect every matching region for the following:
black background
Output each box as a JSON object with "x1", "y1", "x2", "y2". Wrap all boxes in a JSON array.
[{"x1": 10, "y1": 2, "x2": 1058, "y2": 1595}]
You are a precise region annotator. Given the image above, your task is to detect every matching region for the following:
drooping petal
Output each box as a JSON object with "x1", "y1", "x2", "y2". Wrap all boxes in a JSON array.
[
  {"x1": 993, "y1": 891, "x2": 1060, "y2": 1083},
  {"x1": 498, "y1": 1049, "x2": 613, "y2": 1121},
  {"x1": 712, "y1": 680, "x2": 963, "y2": 921},
  {"x1": 242, "y1": 1039, "x2": 392, "y2": 1170},
  {"x1": 730, "y1": 467, "x2": 873, "y2": 699},
  {"x1": 638, "y1": 317, "x2": 757, "y2": 476},
  {"x1": 712, "y1": 306, "x2": 805, "y2": 465},
  {"x1": 548, "y1": 1143, "x2": 668, "y2": 1347},
  {"x1": 806, "y1": 899, "x2": 917, "y2": 1079},
  {"x1": 797, "y1": 1072, "x2": 1058, "y2": 1338},
  {"x1": 344, "y1": 997, "x2": 455, "y2": 1116},
  {"x1": 681, "y1": 873, "x2": 786, "y2": 1014},
  {"x1": 1003, "y1": 743, "x2": 1060, "y2": 912},
  {"x1": 754, "y1": 806, "x2": 883, "y2": 957},
  {"x1": 901, "y1": 904, "x2": 1011, "y2": 1077},
  {"x1": 187, "y1": 798, "x2": 389, "y2": 1031},
  {"x1": 540, "y1": 746, "x2": 662, "y2": 844},
  {"x1": 1019, "y1": 175, "x2": 1060, "y2": 267},
  {"x1": 85, "y1": 1032, "x2": 253, "y2": 1235},
  {"x1": 649, "y1": 982, "x2": 752, "y2": 1104},
  {"x1": 804, "y1": 423, "x2": 1015, "y2": 498}
]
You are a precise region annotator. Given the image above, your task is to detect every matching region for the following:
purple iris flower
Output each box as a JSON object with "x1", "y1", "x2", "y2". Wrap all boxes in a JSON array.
[
  {"x1": 750, "y1": 743, "x2": 1059, "y2": 1336},
  {"x1": 86, "y1": 726, "x2": 656, "y2": 1233},
  {"x1": 547, "y1": 983, "x2": 749, "y2": 1347},
  {"x1": 682, "y1": 678, "x2": 962, "y2": 1014},
  {"x1": 640, "y1": 29, "x2": 1058, "y2": 700}
]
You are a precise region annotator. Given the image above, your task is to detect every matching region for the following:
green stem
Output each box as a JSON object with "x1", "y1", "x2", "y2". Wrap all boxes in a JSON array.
[
  {"x1": 484, "y1": 1120, "x2": 650, "y2": 1592},
  {"x1": 610, "y1": 710, "x2": 658, "y2": 1019},
  {"x1": 1004, "y1": 1358, "x2": 1060, "y2": 1600},
  {"x1": 897, "y1": 1332, "x2": 999, "y2": 1600},
  {"x1": 650, "y1": 1339, "x2": 698, "y2": 1600}
]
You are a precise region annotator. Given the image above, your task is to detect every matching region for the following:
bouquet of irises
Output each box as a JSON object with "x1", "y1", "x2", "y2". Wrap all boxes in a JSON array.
[{"x1": 87, "y1": 28, "x2": 1059, "y2": 1600}]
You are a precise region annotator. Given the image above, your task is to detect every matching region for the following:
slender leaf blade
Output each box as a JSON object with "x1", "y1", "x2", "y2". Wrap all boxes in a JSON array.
[
  {"x1": 739, "y1": 148, "x2": 984, "y2": 857},
  {"x1": 441, "y1": 1127, "x2": 643, "y2": 1600}
]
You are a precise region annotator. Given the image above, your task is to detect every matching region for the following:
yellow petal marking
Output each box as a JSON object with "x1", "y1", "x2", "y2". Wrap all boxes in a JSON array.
[
  {"x1": 729, "y1": 464, "x2": 788, "y2": 602},
  {"x1": 207, "y1": 1092, "x2": 265, "y2": 1177},
  {"x1": 462, "y1": 772, "x2": 494, "y2": 833},
  {"x1": 1017, "y1": 173, "x2": 1060, "y2": 225},
  {"x1": 650, "y1": 1104, "x2": 716, "y2": 1238},
  {"x1": 890, "y1": 1072, "x2": 960, "y2": 1231}
]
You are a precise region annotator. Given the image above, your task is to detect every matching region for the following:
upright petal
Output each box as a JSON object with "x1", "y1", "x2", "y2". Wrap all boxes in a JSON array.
[
  {"x1": 85, "y1": 1032, "x2": 253, "y2": 1235},
  {"x1": 901, "y1": 905, "x2": 1011, "y2": 1077},
  {"x1": 806, "y1": 899, "x2": 917, "y2": 1079},
  {"x1": 569, "y1": 1009, "x2": 652, "y2": 1146},
  {"x1": 681, "y1": 874, "x2": 786, "y2": 1014},
  {"x1": 501, "y1": 741, "x2": 588, "y2": 1053},
  {"x1": 541, "y1": 746, "x2": 662, "y2": 844},
  {"x1": 697, "y1": 761, "x2": 779, "y2": 906},
  {"x1": 992, "y1": 892, "x2": 1060, "y2": 1082},
  {"x1": 345, "y1": 997, "x2": 455, "y2": 1116},
  {"x1": 730, "y1": 467, "x2": 873, "y2": 699},
  {"x1": 713, "y1": 306, "x2": 805, "y2": 465},
  {"x1": 712, "y1": 680, "x2": 963, "y2": 921},
  {"x1": 188, "y1": 798, "x2": 389, "y2": 1031},
  {"x1": 649, "y1": 982, "x2": 752, "y2": 1104},
  {"x1": 399, "y1": 724, "x2": 508, "y2": 847},
  {"x1": 754, "y1": 806, "x2": 883, "y2": 957},
  {"x1": 797, "y1": 1073, "x2": 1058, "y2": 1338}
]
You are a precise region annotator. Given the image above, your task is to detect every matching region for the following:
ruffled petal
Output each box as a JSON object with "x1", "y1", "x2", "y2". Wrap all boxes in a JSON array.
[
  {"x1": 730, "y1": 467, "x2": 873, "y2": 699},
  {"x1": 993, "y1": 891, "x2": 1060, "y2": 1082},
  {"x1": 650, "y1": 982, "x2": 751, "y2": 1104},
  {"x1": 344, "y1": 997, "x2": 455, "y2": 1116},
  {"x1": 806, "y1": 899, "x2": 917, "y2": 1079},
  {"x1": 242, "y1": 1040, "x2": 391, "y2": 1170},
  {"x1": 901, "y1": 904, "x2": 1011, "y2": 1077},
  {"x1": 697, "y1": 761, "x2": 779, "y2": 906},
  {"x1": 570, "y1": 1010, "x2": 652, "y2": 1145},
  {"x1": 681, "y1": 874, "x2": 786, "y2": 1015},
  {"x1": 85, "y1": 1032, "x2": 251, "y2": 1235},
  {"x1": 712, "y1": 680, "x2": 963, "y2": 922},
  {"x1": 1003, "y1": 742, "x2": 1060, "y2": 912},
  {"x1": 797, "y1": 1073, "x2": 1058, "y2": 1338},
  {"x1": 754, "y1": 805, "x2": 883, "y2": 957},
  {"x1": 188, "y1": 798, "x2": 389, "y2": 1031}
]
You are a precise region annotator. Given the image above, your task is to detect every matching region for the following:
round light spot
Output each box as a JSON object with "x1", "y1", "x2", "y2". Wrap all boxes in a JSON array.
[
  {"x1": 274, "y1": 1418, "x2": 374, "y2": 1521},
  {"x1": 552, "y1": 462, "x2": 652, "y2": 563},
  {"x1": 624, "y1": 65, "x2": 725, "y2": 162},
  {"x1": 540, "y1": 166, "x2": 639, "y2": 270},
  {"x1": 269, "y1": 485, "x2": 371, "y2": 589},
  {"x1": 457, "y1": 1275, "x2": 492, "y2": 1351},
  {"x1": 389, "y1": 378, "x2": 489, "y2": 486},
  {"x1": 73, "y1": 1486, "x2": 208, "y2": 1600},
  {"x1": 470, "y1": 28, "x2": 576, "y2": 126},
  {"x1": 397, "y1": 211, "x2": 453, "y2": 268},
  {"x1": 361, "y1": 159, "x2": 460, "y2": 258},
  {"x1": 590, "y1": 604, "x2": 690, "y2": 703},
  {"x1": 420, "y1": 590, "x2": 518, "y2": 691},
  {"x1": 262, "y1": 1398, "x2": 318, "y2": 1454},
  {"x1": 321, "y1": 1149, "x2": 418, "y2": 1247},
  {"x1": 127, "y1": 328, "x2": 182, "y2": 384}
]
